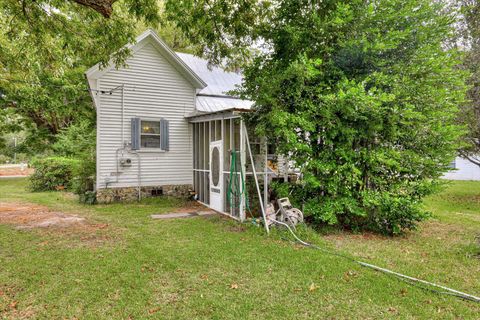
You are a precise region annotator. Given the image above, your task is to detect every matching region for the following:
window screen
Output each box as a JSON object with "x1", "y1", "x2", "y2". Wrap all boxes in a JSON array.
[
  {"x1": 141, "y1": 120, "x2": 161, "y2": 148},
  {"x1": 211, "y1": 146, "x2": 220, "y2": 186}
]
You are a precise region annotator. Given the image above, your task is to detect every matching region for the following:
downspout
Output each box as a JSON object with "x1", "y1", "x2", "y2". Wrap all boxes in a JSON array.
[
  {"x1": 121, "y1": 85, "x2": 125, "y2": 145},
  {"x1": 105, "y1": 84, "x2": 129, "y2": 189}
]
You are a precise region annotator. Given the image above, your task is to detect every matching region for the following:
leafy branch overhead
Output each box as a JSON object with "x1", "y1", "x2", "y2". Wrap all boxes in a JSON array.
[{"x1": 0, "y1": 0, "x2": 183, "y2": 153}]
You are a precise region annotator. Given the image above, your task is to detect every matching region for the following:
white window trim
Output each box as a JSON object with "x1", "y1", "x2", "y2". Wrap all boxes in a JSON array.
[{"x1": 138, "y1": 149, "x2": 166, "y2": 154}]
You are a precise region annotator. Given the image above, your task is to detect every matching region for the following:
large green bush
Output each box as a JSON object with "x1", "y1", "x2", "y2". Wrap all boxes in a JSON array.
[
  {"x1": 242, "y1": 0, "x2": 468, "y2": 235},
  {"x1": 53, "y1": 120, "x2": 96, "y2": 203},
  {"x1": 29, "y1": 157, "x2": 80, "y2": 191},
  {"x1": 71, "y1": 155, "x2": 96, "y2": 203}
]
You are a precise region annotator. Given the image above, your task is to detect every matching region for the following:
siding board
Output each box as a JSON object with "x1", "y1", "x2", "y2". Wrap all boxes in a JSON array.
[{"x1": 96, "y1": 43, "x2": 195, "y2": 188}]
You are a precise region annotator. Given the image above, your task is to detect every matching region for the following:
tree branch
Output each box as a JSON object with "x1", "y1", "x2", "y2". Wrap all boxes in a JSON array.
[
  {"x1": 459, "y1": 150, "x2": 480, "y2": 167},
  {"x1": 70, "y1": 0, "x2": 118, "y2": 18}
]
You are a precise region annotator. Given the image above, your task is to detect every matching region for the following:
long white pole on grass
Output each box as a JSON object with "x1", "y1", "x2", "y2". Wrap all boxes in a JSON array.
[
  {"x1": 243, "y1": 122, "x2": 269, "y2": 234},
  {"x1": 357, "y1": 261, "x2": 480, "y2": 303},
  {"x1": 271, "y1": 218, "x2": 480, "y2": 303}
]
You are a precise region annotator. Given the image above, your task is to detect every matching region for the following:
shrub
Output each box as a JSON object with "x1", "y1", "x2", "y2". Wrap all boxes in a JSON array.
[
  {"x1": 29, "y1": 157, "x2": 80, "y2": 191},
  {"x1": 53, "y1": 120, "x2": 96, "y2": 203},
  {"x1": 72, "y1": 154, "x2": 96, "y2": 203},
  {"x1": 0, "y1": 154, "x2": 10, "y2": 164},
  {"x1": 53, "y1": 120, "x2": 95, "y2": 158},
  {"x1": 242, "y1": 0, "x2": 467, "y2": 235}
]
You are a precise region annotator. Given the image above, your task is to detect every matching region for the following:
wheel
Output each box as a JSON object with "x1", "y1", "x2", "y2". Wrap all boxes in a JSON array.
[{"x1": 282, "y1": 209, "x2": 303, "y2": 226}]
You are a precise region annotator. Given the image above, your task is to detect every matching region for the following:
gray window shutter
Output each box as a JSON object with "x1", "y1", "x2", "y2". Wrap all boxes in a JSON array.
[
  {"x1": 131, "y1": 118, "x2": 140, "y2": 150},
  {"x1": 160, "y1": 118, "x2": 169, "y2": 151}
]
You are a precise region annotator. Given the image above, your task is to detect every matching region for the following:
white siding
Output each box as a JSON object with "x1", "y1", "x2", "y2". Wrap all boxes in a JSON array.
[
  {"x1": 443, "y1": 157, "x2": 480, "y2": 181},
  {"x1": 96, "y1": 42, "x2": 195, "y2": 189}
]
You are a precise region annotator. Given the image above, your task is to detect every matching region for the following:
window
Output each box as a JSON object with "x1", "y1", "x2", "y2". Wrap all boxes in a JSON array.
[
  {"x1": 211, "y1": 146, "x2": 220, "y2": 187},
  {"x1": 141, "y1": 120, "x2": 161, "y2": 148},
  {"x1": 131, "y1": 117, "x2": 169, "y2": 151},
  {"x1": 448, "y1": 159, "x2": 456, "y2": 169}
]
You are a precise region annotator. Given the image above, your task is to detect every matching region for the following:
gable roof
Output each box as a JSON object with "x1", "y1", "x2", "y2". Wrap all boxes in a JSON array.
[
  {"x1": 85, "y1": 29, "x2": 207, "y2": 89},
  {"x1": 85, "y1": 29, "x2": 253, "y2": 114}
]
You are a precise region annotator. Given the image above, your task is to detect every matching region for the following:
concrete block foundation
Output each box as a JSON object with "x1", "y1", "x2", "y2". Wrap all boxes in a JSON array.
[{"x1": 96, "y1": 184, "x2": 193, "y2": 204}]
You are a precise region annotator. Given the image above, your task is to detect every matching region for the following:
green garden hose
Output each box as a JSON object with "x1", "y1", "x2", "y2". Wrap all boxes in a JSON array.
[{"x1": 227, "y1": 149, "x2": 250, "y2": 214}]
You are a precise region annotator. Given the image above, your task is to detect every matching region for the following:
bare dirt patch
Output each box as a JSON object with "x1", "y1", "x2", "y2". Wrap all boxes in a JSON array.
[
  {"x1": 0, "y1": 167, "x2": 34, "y2": 177},
  {"x1": 0, "y1": 202, "x2": 116, "y2": 249},
  {"x1": 0, "y1": 202, "x2": 86, "y2": 229},
  {"x1": 172, "y1": 200, "x2": 210, "y2": 213},
  {"x1": 0, "y1": 202, "x2": 110, "y2": 233}
]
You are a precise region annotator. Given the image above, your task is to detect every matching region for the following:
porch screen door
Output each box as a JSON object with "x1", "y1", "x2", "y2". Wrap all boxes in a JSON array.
[{"x1": 209, "y1": 140, "x2": 223, "y2": 212}]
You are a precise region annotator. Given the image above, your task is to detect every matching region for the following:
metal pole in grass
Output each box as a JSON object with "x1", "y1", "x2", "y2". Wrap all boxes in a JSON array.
[
  {"x1": 272, "y1": 218, "x2": 480, "y2": 303},
  {"x1": 264, "y1": 139, "x2": 268, "y2": 217},
  {"x1": 243, "y1": 122, "x2": 269, "y2": 234}
]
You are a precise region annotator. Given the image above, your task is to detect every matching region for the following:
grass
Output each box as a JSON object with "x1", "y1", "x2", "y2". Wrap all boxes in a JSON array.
[{"x1": 0, "y1": 178, "x2": 479, "y2": 319}]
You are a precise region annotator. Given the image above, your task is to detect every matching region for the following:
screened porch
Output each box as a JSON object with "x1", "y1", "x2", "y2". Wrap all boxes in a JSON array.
[{"x1": 189, "y1": 110, "x2": 280, "y2": 221}]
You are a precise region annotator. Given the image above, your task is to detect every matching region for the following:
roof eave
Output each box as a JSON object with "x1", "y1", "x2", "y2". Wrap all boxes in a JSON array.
[{"x1": 185, "y1": 107, "x2": 252, "y2": 122}]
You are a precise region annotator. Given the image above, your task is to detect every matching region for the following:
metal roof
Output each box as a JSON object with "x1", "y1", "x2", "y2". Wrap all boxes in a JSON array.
[
  {"x1": 176, "y1": 52, "x2": 253, "y2": 113},
  {"x1": 196, "y1": 95, "x2": 253, "y2": 113}
]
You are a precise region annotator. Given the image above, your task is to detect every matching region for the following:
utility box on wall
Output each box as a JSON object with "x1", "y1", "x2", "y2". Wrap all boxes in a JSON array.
[{"x1": 119, "y1": 158, "x2": 132, "y2": 167}]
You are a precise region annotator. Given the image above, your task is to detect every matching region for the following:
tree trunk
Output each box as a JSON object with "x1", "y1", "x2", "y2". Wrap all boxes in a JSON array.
[{"x1": 71, "y1": 0, "x2": 118, "y2": 18}]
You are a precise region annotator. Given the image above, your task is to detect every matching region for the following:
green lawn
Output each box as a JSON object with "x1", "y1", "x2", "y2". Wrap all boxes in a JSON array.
[{"x1": 0, "y1": 178, "x2": 479, "y2": 319}]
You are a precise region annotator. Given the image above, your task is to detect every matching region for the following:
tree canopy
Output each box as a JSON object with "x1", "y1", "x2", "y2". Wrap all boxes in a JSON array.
[
  {"x1": 239, "y1": 0, "x2": 467, "y2": 234},
  {"x1": 0, "y1": 0, "x2": 194, "y2": 154}
]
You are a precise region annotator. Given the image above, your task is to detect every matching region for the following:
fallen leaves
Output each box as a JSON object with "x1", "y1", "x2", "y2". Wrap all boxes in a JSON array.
[
  {"x1": 388, "y1": 306, "x2": 398, "y2": 313},
  {"x1": 309, "y1": 283, "x2": 318, "y2": 292},
  {"x1": 148, "y1": 307, "x2": 161, "y2": 314},
  {"x1": 141, "y1": 265, "x2": 155, "y2": 273},
  {"x1": 9, "y1": 300, "x2": 18, "y2": 310},
  {"x1": 229, "y1": 283, "x2": 239, "y2": 289},
  {"x1": 343, "y1": 270, "x2": 359, "y2": 282}
]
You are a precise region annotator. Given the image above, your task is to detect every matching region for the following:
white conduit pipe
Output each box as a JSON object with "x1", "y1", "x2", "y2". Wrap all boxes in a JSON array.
[
  {"x1": 271, "y1": 219, "x2": 480, "y2": 303},
  {"x1": 243, "y1": 123, "x2": 269, "y2": 234},
  {"x1": 121, "y1": 84, "x2": 125, "y2": 145},
  {"x1": 128, "y1": 150, "x2": 141, "y2": 201}
]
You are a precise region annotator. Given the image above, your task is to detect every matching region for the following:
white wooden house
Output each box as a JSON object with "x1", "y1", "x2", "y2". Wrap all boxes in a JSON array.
[{"x1": 86, "y1": 29, "x2": 272, "y2": 220}]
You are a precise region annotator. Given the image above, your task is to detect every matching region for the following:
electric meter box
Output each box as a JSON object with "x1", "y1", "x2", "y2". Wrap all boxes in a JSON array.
[{"x1": 119, "y1": 158, "x2": 132, "y2": 167}]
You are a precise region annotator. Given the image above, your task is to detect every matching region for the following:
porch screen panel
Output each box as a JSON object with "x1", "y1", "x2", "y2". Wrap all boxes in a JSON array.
[
  {"x1": 223, "y1": 119, "x2": 230, "y2": 214},
  {"x1": 193, "y1": 123, "x2": 196, "y2": 197},
  {"x1": 194, "y1": 123, "x2": 200, "y2": 202},
  {"x1": 215, "y1": 120, "x2": 221, "y2": 140},
  {"x1": 204, "y1": 122, "x2": 209, "y2": 204},
  {"x1": 223, "y1": 119, "x2": 230, "y2": 172},
  {"x1": 210, "y1": 120, "x2": 215, "y2": 142}
]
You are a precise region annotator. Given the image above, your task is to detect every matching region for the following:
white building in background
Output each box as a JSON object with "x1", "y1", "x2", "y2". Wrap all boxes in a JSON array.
[{"x1": 444, "y1": 156, "x2": 480, "y2": 181}]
